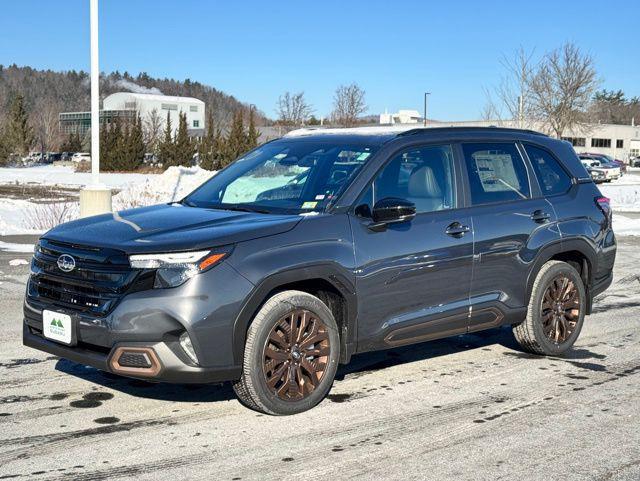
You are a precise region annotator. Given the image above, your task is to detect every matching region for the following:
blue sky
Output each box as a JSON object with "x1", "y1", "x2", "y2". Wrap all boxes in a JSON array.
[{"x1": 1, "y1": 0, "x2": 639, "y2": 120}]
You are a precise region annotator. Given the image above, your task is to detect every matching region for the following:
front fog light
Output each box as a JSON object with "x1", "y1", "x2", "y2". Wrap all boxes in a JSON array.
[{"x1": 180, "y1": 331, "x2": 199, "y2": 365}]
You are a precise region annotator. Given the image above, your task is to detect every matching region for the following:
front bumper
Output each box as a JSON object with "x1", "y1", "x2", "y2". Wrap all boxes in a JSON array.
[
  {"x1": 23, "y1": 261, "x2": 253, "y2": 383},
  {"x1": 23, "y1": 323, "x2": 241, "y2": 383}
]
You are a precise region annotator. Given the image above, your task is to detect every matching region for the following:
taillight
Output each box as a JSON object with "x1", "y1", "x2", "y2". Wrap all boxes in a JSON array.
[{"x1": 595, "y1": 196, "x2": 612, "y2": 228}]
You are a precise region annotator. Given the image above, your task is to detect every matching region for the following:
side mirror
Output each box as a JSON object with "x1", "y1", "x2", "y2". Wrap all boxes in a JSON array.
[{"x1": 369, "y1": 197, "x2": 416, "y2": 230}]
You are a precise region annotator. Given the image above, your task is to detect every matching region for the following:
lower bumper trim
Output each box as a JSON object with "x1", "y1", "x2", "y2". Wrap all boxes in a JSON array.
[{"x1": 23, "y1": 323, "x2": 241, "y2": 384}]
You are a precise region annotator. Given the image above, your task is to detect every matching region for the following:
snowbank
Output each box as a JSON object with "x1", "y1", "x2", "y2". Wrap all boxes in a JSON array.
[
  {"x1": 113, "y1": 166, "x2": 216, "y2": 210},
  {"x1": 0, "y1": 199, "x2": 46, "y2": 236},
  {"x1": 599, "y1": 184, "x2": 640, "y2": 213},
  {"x1": 0, "y1": 164, "x2": 154, "y2": 189},
  {"x1": 612, "y1": 215, "x2": 640, "y2": 237}
]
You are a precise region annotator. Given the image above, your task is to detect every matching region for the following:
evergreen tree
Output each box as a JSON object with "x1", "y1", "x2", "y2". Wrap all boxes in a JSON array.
[
  {"x1": 0, "y1": 127, "x2": 9, "y2": 166},
  {"x1": 247, "y1": 108, "x2": 261, "y2": 150},
  {"x1": 198, "y1": 110, "x2": 217, "y2": 171},
  {"x1": 60, "y1": 131, "x2": 83, "y2": 152},
  {"x1": 124, "y1": 114, "x2": 145, "y2": 170},
  {"x1": 225, "y1": 110, "x2": 246, "y2": 166},
  {"x1": 158, "y1": 112, "x2": 175, "y2": 168},
  {"x1": 5, "y1": 94, "x2": 34, "y2": 156},
  {"x1": 172, "y1": 112, "x2": 194, "y2": 167}
]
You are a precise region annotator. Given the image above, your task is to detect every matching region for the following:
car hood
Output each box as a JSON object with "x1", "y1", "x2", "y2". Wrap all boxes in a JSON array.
[{"x1": 43, "y1": 203, "x2": 302, "y2": 254}]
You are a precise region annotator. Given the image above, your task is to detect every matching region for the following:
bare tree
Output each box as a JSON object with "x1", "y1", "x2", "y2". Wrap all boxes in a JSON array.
[
  {"x1": 331, "y1": 83, "x2": 367, "y2": 127},
  {"x1": 528, "y1": 43, "x2": 599, "y2": 138},
  {"x1": 482, "y1": 47, "x2": 536, "y2": 127},
  {"x1": 143, "y1": 108, "x2": 164, "y2": 153},
  {"x1": 276, "y1": 92, "x2": 313, "y2": 127},
  {"x1": 34, "y1": 99, "x2": 60, "y2": 153}
]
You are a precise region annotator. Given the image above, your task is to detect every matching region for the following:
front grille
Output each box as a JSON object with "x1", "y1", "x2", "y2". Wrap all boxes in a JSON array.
[{"x1": 28, "y1": 239, "x2": 149, "y2": 316}]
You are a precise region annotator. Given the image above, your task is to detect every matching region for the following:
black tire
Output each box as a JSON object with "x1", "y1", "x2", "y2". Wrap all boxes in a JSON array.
[
  {"x1": 232, "y1": 290, "x2": 340, "y2": 415},
  {"x1": 513, "y1": 261, "x2": 586, "y2": 356}
]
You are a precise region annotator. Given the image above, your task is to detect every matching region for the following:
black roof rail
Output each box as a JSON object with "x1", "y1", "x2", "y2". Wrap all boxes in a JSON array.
[{"x1": 396, "y1": 126, "x2": 548, "y2": 138}]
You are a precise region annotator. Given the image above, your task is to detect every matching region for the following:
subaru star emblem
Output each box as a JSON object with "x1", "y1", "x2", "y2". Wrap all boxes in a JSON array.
[{"x1": 57, "y1": 254, "x2": 76, "y2": 273}]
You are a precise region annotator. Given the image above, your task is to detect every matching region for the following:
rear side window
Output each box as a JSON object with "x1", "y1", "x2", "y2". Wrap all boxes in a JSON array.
[
  {"x1": 462, "y1": 143, "x2": 530, "y2": 205},
  {"x1": 524, "y1": 145, "x2": 572, "y2": 196}
]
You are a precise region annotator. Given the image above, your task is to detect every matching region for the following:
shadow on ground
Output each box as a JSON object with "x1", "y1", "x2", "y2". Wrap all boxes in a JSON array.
[{"x1": 54, "y1": 325, "x2": 607, "y2": 402}]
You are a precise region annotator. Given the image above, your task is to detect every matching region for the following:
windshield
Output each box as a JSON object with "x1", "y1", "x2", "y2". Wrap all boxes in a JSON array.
[{"x1": 184, "y1": 140, "x2": 379, "y2": 214}]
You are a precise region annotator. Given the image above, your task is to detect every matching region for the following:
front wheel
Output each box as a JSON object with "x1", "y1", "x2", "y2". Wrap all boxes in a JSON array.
[
  {"x1": 513, "y1": 261, "x2": 586, "y2": 356},
  {"x1": 232, "y1": 290, "x2": 340, "y2": 415}
]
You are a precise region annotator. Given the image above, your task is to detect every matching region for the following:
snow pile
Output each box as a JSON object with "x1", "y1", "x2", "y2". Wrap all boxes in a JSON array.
[
  {"x1": 8, "y1": 259, "x2": 28, "y2": 266},
  {"x1": 0, "y1": 164, "x2": 153, "y2": 189},
  {"x1": 600, "y1": 184, "x2": 640, "y2": 213},
  {"x1": 0, "y1": 241, "x2": 35, "y2": 253},
  {"x1": 113, "y1": 166, "x2": 216, "y2": 210},
  {"x1": 613, "y1": 215, "x2": 640, "y2": 237},
  {"x1": 0, "y1": 199, "x2": 46, "y2": 236}
]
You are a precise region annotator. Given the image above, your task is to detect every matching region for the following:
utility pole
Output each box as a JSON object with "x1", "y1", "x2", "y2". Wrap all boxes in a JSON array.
[
  {"x1": 79, "y1": 0, "x2": 112, "y2": 218},
  {"x1": 423, "y1": 92, "x2": 431, "y2": 127}
]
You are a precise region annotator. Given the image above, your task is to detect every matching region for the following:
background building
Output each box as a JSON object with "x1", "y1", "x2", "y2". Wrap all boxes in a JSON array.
[
  {"x1": 59, "y1": 92, "x2": 206, "y2": 138},
  {"x1": 379, "y1": 114, "x2": 640, "y2": 160},
  {"x1": 379, "y1": 109, "x2": 423, "y2": 125}
]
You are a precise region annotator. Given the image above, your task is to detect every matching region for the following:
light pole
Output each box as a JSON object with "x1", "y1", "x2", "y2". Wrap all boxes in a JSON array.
[
  {"x1": 80, "y1": 0, "x2": 112, "y2": 218},
  {"x1": 423, "y1": 92, "x2": 431, "y2": 127}
]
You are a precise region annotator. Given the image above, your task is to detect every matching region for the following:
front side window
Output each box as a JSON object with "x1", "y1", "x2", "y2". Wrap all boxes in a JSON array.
[
  {"x1": 462, "y1": 143, "x2": 530, "y2": 205},
  {"x1": 185, "y1": 141, "x2": 378, "y2": 214},
  {"x1": 359, "y1": 144, "x2": 456, "y2": 214},
  {"x1": 524, "y1": 145, "x2": 572, "y2": 196}
]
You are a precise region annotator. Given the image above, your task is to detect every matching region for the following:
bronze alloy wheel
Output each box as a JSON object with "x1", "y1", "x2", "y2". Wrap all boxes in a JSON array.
[
  {"x1": 541, "y1": 274, "x2": 581, "y2": 344},
  {"x1": 262, "y1": 309, "x2": 331, "y2": 401}
]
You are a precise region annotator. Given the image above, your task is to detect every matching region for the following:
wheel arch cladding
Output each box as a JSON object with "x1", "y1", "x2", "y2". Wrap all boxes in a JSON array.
[
  {"x1": 232, "y1": 266, "x2": 358, "y2": 366},
  {"x1": 525, "y1": 239, "x2": 596, "y2": 313}
]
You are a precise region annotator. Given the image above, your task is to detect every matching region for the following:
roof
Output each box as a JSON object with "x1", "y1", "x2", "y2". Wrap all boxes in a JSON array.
[
  {"x1": 104, "y1": 92, "x2": 205, "y2": 105},
  {"x1": 284, "y1": 125, "x2": 547, "y2": 142}
]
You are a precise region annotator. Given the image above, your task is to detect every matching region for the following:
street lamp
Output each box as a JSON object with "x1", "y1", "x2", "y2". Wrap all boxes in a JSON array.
[
  {"x1": 79, "y1": 0, "x2": 112, "y2": 218},
  {"x1": 423, "y1": 92, "x2": 431, "y2": 127}
]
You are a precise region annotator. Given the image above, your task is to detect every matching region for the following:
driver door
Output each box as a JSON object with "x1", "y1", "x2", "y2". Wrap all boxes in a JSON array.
[{"x1": 350, "y1": 143, "x2": 474, "y2": 351}]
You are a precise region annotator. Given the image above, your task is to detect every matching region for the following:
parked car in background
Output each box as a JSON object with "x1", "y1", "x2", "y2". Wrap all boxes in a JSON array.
[
  {"x1": 71, "y1": 152, "x2": 91, "y2": 163},
  {"x1": 24, "y1": 126, "x2": 616, "y2": 415},
  {"x1": 580, "y1": 161, "x2": 607, "y2": 183},
  {"x1": 45, "y1": 153, "x2": 62, "y2": 163},
  {"x1": 578, "y1": 155, "x2": 620, "y2": 182},
  {"x1": 631, "y1": 157, "x2": 640, "y2": 168},
  {"x1": 61, "y1": 152, "x2": 76, "y2": 161},
  {"x1": 580, "y1": 153, "x2": 626, "y2": 175}
]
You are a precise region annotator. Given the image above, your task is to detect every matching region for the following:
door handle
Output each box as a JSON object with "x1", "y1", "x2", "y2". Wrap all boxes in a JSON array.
[
  {"x1": 445, "y1": 222, "x2": 470, "y2": 238},
  {"x1": 531, "y1": 210, "x2": 551, "y2": 223}
]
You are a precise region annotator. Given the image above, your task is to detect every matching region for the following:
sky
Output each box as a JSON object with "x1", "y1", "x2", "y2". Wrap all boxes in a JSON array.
[{"x1": 1, "y1": 0, "x2": 639, "y2": 121}]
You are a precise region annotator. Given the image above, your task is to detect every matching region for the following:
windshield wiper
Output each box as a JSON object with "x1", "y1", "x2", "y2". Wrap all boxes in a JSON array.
[
  {"x1": 215, "y1": 204, "x2": 272, "y2": 214},
  {"x1": 179, "y1": 199, "x2": 197, "y2": 207}
]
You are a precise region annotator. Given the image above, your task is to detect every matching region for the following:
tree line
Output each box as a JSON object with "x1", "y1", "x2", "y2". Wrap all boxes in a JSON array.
[
  {"x1": 0, "y1": 64, "x2": 265, "y2": 156},
  {"x1": 97, "y1": 108, "x2": 259, "y2": 171}
]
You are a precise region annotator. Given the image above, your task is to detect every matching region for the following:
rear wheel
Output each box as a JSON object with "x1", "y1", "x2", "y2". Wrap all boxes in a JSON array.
[
  {"x1": 232, "y1": 290, "x2": 340, "y2": 415},
  {"x1": 513, "y1": 261, "x2": 586, "y2": 356}
]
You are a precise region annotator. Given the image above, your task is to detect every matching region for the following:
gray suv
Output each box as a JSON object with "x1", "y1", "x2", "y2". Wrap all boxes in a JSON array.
[{"x1": 23, "y1": 127, "x2": 616, "y2": 415}]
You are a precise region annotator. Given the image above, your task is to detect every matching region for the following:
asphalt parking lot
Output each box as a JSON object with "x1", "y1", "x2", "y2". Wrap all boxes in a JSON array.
[{"x1": 0, "y1": 236, "x2": 639, "y2": 481}]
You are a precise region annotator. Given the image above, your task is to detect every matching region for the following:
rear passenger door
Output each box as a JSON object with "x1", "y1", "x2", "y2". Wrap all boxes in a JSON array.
[{"x1": 460, "y1": 142, "x2": 561, "y2": 331}]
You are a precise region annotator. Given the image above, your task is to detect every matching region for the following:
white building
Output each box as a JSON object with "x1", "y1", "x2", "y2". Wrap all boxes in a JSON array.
[
  {"x1": 380, "y1": 109, "x2": 423, "y2": 125},
  {"x1": 103, "y1": 92, "x2": 205, "y2": 136}
]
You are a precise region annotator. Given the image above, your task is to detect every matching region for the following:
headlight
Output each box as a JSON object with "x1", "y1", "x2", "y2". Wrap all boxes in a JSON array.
[{"x1": 129, "y1": 249, "x2": 230, "y2": 288}]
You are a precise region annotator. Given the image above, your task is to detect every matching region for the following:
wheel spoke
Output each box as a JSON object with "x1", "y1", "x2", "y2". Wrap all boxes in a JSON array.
[
  {"x1": 265, "y1": 346, "x2": 288, "y2": 362},
  {"x1": 266, "y1": 362, "x2": 288, "y2": 389}
]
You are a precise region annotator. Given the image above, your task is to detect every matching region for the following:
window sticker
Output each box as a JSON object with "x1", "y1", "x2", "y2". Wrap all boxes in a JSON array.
[{"x1": 301, "y1": 201, "x2": 318, "y2": 209}]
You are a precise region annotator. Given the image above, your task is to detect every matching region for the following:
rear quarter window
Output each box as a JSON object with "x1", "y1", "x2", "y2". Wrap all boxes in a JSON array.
[{"x1": 524, "y1": 145, "x2": 572, "y2": 196}]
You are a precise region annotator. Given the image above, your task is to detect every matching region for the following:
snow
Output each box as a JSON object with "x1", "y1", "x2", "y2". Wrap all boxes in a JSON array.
[
  {"x1": 612, "y1": 215, "x2": 640, "y2": 236},
  {"x1": 599, "y1": 183, "x2": 640, "y2": 213},
  {"x1": 8, "y1": 259, "x2": 28, "y2": 266},
  {"x1": 0, "y1": 199, "x2": 46, "y2": 236},
  {"x1": 113, "y1": 166, "x2": 215, "y2": 210},
  {"x1": 0, "y1": 164, "x2": 154, "y2": 189},
  {"x1": 0, "y1": 241, "x2": 35, "y2": 253},
  {"x1": 285, "y1": 126, "x2": 418, "y2": 137}
]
